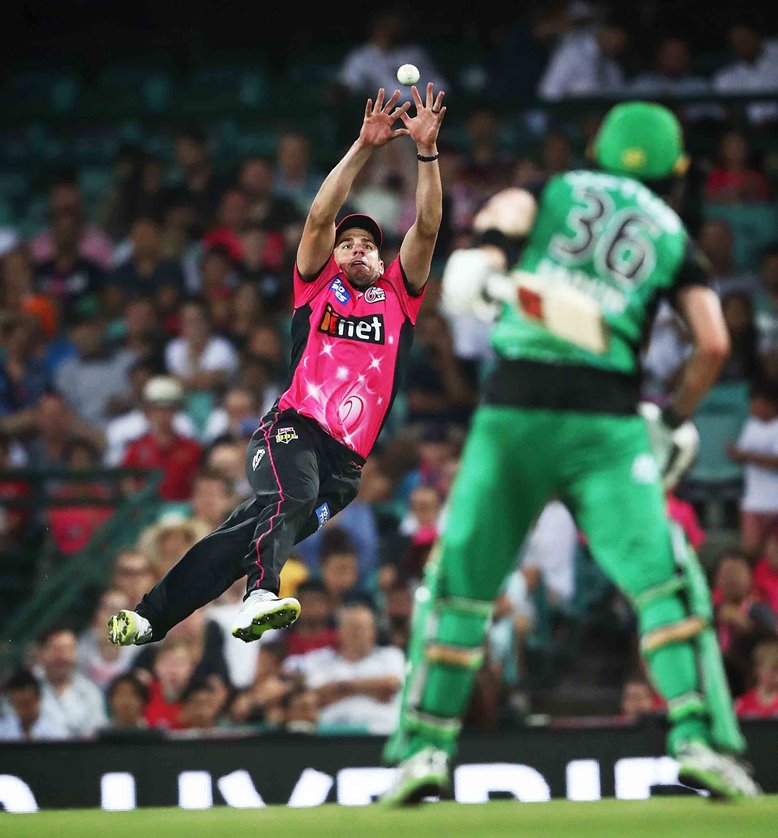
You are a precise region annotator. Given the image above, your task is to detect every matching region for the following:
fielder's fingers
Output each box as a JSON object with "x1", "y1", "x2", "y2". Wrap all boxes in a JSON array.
[
  {"x1": 425, "y1": 81, "x2": 435, "y2": 109},
  {"x1": 411, "y1": 84, "x2": 424, "y2": 111}
]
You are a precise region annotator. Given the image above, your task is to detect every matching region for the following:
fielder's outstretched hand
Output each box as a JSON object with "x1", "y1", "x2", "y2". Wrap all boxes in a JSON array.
[
  {"x1": 358, "y1": 88, "x2": 411, "y2": 149},
  {"x1": 399, "y1": 82, "x2": 446, "y2": 149}
]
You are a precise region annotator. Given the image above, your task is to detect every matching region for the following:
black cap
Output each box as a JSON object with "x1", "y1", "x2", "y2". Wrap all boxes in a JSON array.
[{"x1": 335, "y1": 213, "x2": 383, "y2": 248}]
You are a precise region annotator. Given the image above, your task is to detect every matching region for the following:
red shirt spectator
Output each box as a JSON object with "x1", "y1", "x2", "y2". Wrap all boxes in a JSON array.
[
  {"x1": 121, "y1": 376, "x2": 203, "y2": 502},
  {"x1": 704, "y1": 129, "x2": 773, "y2": 204},
  {"x1": 753, "y1": 527, "x2": 778, "y2": 615},
  {"x1": 667, "y1": 491, "x2": 705, "y2": 550},
  {"x1": 141, "y1": 640, "x2": 195, "y2": 730},
  {"x1": 284, "y1": 580, "x2": 338, "y2": 656},
  {"x1": 735, "y1": 639, "x2": 778, "y2": 718}
]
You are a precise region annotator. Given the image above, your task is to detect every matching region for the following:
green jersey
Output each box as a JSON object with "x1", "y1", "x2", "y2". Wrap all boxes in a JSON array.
[{"x1": 492, "y1": 170, "x2": 695, "y2": 376}]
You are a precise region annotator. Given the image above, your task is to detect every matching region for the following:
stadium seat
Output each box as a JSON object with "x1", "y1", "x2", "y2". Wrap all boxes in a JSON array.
[
  {"x1": 0, "y1": 68, "x2": 81, "y2": 120},
  {"x1": 704, "y1": 202, "x2": 778, "y2": 272},
  {"x1": 178, "y1": 62, "x2": 269, "y2": 118}
]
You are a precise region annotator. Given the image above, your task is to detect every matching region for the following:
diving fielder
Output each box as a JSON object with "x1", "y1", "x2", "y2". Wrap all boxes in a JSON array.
[{"x1": 381, "y1": 101, "x2": 761, "y2": 804}]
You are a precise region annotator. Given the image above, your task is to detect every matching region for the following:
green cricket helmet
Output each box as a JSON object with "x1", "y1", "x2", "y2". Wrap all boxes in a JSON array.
[{"x1": 591, "y1": 100, "x2": 689, "y2": 180}]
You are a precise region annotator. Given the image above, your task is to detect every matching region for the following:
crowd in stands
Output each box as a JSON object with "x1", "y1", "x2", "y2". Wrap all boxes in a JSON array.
[{"x1": 3, "y1": 1, "x2": 778, "y2": 741}]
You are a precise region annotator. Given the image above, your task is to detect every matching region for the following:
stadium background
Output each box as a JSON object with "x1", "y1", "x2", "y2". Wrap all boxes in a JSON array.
[{"x1": 2, "y1": 0, "x2": 778, "y2": 817}]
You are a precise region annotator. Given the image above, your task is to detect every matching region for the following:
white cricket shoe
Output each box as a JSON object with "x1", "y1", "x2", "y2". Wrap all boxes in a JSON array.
[
  {"x1": 676, "y1": 740, "x2": 762, "y2": 800},
  {"x1": 230, "y1": 589, "x2": 300, "y2": 643},
  {"x1": 107, "y1": 609, "x2": 153, "y2": 646},
  {"x1": 379, "y1": 746, "x2": 451, "y2": 807}
]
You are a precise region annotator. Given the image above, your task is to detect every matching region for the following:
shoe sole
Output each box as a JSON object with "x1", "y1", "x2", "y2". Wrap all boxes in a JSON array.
[
  {"x1": 678, "y1": 766, "x2": 749, "y2": 800},
  {"x1": 107, "y1": 611, "x2": 133, "y2": 646},
  {"x1": 381, "y1": 774, "x2": 450, "y2": 808},
  {"x1": 231, "y1": 598, "x2": 301, "y2": 643}
]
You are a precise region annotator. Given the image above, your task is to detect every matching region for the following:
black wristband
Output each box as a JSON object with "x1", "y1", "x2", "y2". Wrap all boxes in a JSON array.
[
  {"x1": 661, "y1": 405, "x2": 687, "y2": 429},
  {"x1": 417, "y1": 152, "x2": 439, "y2": 162}
]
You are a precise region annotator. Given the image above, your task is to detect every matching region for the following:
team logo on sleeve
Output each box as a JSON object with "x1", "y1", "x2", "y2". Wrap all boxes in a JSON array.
[
  {"x1": 364, "y1": 286, "x2": 386, "y2": 303},
  {"x1": 330, "y1": 278, "x2": 352, "y2": 305},
  {"x1": 275, "y1": 427, "x2": 299, "y2": 444}
]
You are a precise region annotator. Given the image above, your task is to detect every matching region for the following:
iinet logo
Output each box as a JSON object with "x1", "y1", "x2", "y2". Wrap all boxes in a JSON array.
[{"x1": 318, "y1": 304, "x2": 384, "y2": 344}]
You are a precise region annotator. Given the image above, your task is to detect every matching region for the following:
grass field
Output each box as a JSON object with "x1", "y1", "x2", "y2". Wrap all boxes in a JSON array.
[{"x1": 4, "y1": 797, "x2": 778, "y2": 838}]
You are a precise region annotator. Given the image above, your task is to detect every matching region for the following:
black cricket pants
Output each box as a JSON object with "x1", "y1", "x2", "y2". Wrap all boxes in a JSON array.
[{"x1": 135, "y1": 406, "x2": 364, "y2": 641}]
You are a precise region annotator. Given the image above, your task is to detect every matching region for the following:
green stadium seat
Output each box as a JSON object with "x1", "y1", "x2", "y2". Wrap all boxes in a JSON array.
[
  {"x1": 687, "y1": 380, "x2": 750, "y2": 485},
  {"x1": 179, "y1": 63, "x2": 269, "y2": 118},
  {"x1": 82, "y1": 63, "x2": 176, "y2": 119},
  {"x1": 703, "y1": 202, "x2": 778, "y2": 273},
  {"x1": 0, "y1": 68, "x2": 81, "y2": 120}
]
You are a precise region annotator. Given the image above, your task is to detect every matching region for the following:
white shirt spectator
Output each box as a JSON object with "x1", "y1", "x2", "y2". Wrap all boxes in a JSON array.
[
  {"x1": 0, "y1": 699, "x2": 68, "y2": 741},
  {"x1": 641, "y1": 301, "x2": 693, "y2": 401},
  {"x1": 104, "y1": 408, "x2": 197, "y2": 466},
  {"x1": 34, "y1": 667, "x2": 108, "y2": 738},
  {"x1": 736, "y1": 415, "x2": 778, "y2": 513},
  {"x1": 283, "y1": 644, "x2": 405, "y2": 734},
  {"x1": 713, "y1": 41, "x2": 778, "y2": 125},
  {"x1": 538, "y1": 27, "x2": 625, "y2": 101},
  {"x1": 519, "y1": 500, "x2": 578, "y2": 606},
  {"x1": 164, "y1": 335, "x2": 239, "y2": 381}
]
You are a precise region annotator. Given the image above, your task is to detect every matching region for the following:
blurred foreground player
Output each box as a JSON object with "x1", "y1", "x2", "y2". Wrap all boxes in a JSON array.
[
  {"x1": 108, "y1": 83, "x2": 445, "y2": 646},
  {"x1": 381, "y1": 101, "x2": 761, "y2": 803}
]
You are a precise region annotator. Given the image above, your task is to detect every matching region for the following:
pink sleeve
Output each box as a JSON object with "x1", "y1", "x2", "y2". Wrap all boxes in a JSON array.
[
  {"x1": 384, "y1": 259, "x2": 427, "y2": 325},
  {"x1": 293, "y1": 256, "x2": 337, "y2": 308}
]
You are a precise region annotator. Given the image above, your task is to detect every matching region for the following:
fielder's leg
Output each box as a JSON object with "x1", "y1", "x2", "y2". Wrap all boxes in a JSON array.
[
  {"x1": 381, "y1": 406, "x2": 552, "y2": 805},
  {"x1": 563, "y1": 413, "x2": 759, "y2": 799}
]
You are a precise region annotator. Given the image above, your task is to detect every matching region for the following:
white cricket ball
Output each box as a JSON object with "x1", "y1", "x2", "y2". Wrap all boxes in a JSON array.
[{"x1": 396, "y1": 63, "x2": 420, "y2": 86}]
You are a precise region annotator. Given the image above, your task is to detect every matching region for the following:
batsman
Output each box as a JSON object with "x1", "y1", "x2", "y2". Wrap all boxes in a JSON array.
[{"x1": 381, "y1": 101, "x2": 761, "y2": 803}]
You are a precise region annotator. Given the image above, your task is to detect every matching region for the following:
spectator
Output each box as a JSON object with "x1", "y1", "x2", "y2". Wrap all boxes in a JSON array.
[
  {"x1": 753, "y1": 244, "x2": 778, "y2": 383},
  {"x1": 53, "y1": 298, "x2": 135, "y2": 427},
  {"x1": 137, "y1": 513, "x2": 211, "y2": 580},
  {"x1": 28, "y1": 176, "x2": 113, "y2": 270},
  {"x1": 107, "y1": 295, "x2": 168, "y2": 372},
  {"x1": 234, "y1": 231, "x2": 289, "y2": 319},
  {"x1": 202, "y1": 187, "x2": 250, "y2": 263},
  {"x1": 235, "y1": 155, "x2": 304, "y2": 265},
  {"x1": 458, "y1": 106, "x2": 516, "y2": 204},
  {"x1": 619, "y1": 673, "x2": 665, "y2": 721},
  {"x1": 178, "y1": 675, "x2": 231, "y2": 731},
  {"x1": 726, "y1": 382, "x2": 778, "y2": 558},
  {"x1": 318, "y1": 529, "x2": 364, "y2": 608},
  {"x1": 0, "y1": 312, "x2": 51, "y2": 439},
  {"x1": 283, "y1": 579, "x2": 338, "y2": 657},
  {"x1": 242, "y1": 322, "x2": 287, "y2": 393},
  {"x1": 718, "y1": 292, "x2": 765, "y2": 384},
  {"x1": 735, "y1": 639, "x2": 778, "y2": 717},
  {"x1": 164, "y1": 128, "x2": 227, "y2": 233},
  {"x1": 103, "y1": 359, "x2": 196, "y2": 467},
  {"x1": 712, "y1": 16, "x2": 778, "y2": 127},
  {"x1": 164, "y1": 296, "x2": 239, "y2": 398},
  {"x1": 519, "y1": 499, "x2": 578, "y2": 609},
  {"x1": 121, "y1": 375, "x2": 204, "y2": 503},
  {"x1": 141, "y1": 637, "x2": 196, "y2": 730},
  {"x1": 667, "y1": 489, "x2": 706, "y2": 551},
  {"x1": 641, "y1": 300, "x2": 693, "y2": 403},
  {"x1": 754, "y1": 526, "x2": 778, "y2": 615},
  {"x1": 282, "y1": 601, "x2": 405, "y2": 734},
  {"x1": 47, "y1": 436, "x2": 115, "y2": 556},
  {"x1": 201, "y1": 384, "x2": 261, "y2": 446},
  {"x1": 537, "y1": 4, "x2": 627, "y2": 101},
  {"x1": 106, "y1": 215, "x2": 187, "y2": 310},
  {"x1": 111, "y1": 549, "x2": 157, "y2": 608},
  {"x1": 77, "y1": 588, "x2": 137, "y2": 690},
  {"x1": 697, "y1": 217, "x2": 760, "y2": 298},
  {"x1": 0, "y1": 668, "x2": 68, "y2": 741},
  {"x1": 629, "y1": 35, "x2": 714, "y2": 123},
  {"x1": 103, "y1": 672, "x2": 151, "y2": 732},
  {"x1": 196, "y1": 245, "x2": 240, "y2": 334},
  {"x1": 229, "y1": 641, "x2": 293, "y2": 728},
  {"x1": 97, "y1": 142, "x2": 149, "y2": 242},
  {"x1": 31, "y1": 197, "x2": 108, "y2": 325},
  {"x1": 186, "y1": 468, "x2": 236, "y2": 531},
  {"x1": 271, "y1": 131, "x2": 327, "y2": 217},
  {"x1": 204, "y1": 438, "x2": 253, "y2": 501},
  {"x1": 282, "y1": 687, "x2": 320, "y2": 733},
  {"x1": 1, "y1": 245, "x2": 58, "y2": 340},
  {"x1": 398, "y1": 484, "x2": 442, "y2": 580},
  {"x1": 0, "y1": 434, "x2": 32, "y2": 553},
  {"x1": 713, "y1": 551, "x2": 777, "y2": 696},
  {"x1": 335, "y1": 10, "x2": 449, "y2": 102},
  {"x1": 380, "y1": 580, "x2": 413, "y2": 650},
  {"x1": 22, "y1": 390, "x2": 106, "y2": 470},
  {"x1": 33, "y1": 626, "x2": 108, "y2": 737},
  {"x1": 404, "y1": 309, "x2": 479, "y2": 429},
  {"x1": 704, "y1": 129, "x2": 773, "y2": 205}
]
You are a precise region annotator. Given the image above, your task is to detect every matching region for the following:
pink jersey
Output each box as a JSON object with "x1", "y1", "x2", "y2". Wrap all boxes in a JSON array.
[{"x1": 278, "y1": 254, "x2": 426, "y2": 458}]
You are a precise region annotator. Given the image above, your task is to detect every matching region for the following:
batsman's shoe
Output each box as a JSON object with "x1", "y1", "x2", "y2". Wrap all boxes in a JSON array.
[
  {"x1": 379, "y1": 746, "x2": 451, "y2": 807},
  {"x1": 676, "y1": 741, "x2": 762, "y2": 800},
  {"x1": 107, "y1": 610, "x2": 152, "y2": 646},
  {"x1": 231, "y1": 589, "x2": 301, "y2": 643}
]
